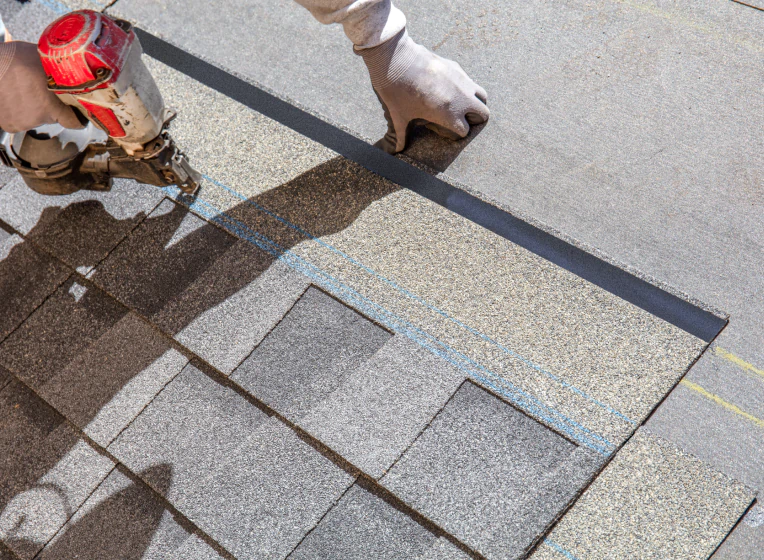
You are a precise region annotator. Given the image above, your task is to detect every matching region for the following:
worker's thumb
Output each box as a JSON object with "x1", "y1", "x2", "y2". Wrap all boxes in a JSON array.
[{"x1": 51, "y1": 102, "x2": 86, "y2": 130}]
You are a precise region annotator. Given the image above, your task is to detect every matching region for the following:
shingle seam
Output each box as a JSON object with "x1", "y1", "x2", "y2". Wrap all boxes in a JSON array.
[
  {"x1": 203, "y1": 175, "x2": 636, "y2": 427},
  {"x1": 30, "y1": 464, "x2": 121, "y2": 560},
  {"x1": 0, "y1": 366, "x2": 238, "y2": 560},
  {"x1": 174, "y1": 188, "x2": 615, "y2": 456}
]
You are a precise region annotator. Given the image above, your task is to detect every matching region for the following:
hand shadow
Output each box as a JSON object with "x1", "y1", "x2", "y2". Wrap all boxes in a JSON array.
[{"x1": 375, "y1": 121, "x2": 487, "y2": 173}]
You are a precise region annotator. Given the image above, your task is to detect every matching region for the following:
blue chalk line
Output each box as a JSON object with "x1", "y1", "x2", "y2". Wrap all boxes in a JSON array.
[{"x1": 166, "y1": 185, "x2": 615, "y2": 455}]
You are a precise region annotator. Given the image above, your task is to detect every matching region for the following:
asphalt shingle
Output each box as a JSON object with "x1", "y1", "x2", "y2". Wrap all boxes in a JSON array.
[
  {"x1": 289, "y1": 484, "x2": 436, "y2": 559},
  {"x1": 0, "y1": 366, "x2": 9, "y2": 393},
  {"x1": 90, "y1": 198, "x2": 236, "y2": 321},
  {"x1": 153, "y1": 240, "x2": 310, "y2": 375},
  {"x1": 419, "y1": 538, "x2": 471, "y2": 560},
  {"x1": 38, "y1": 313, "x2": 189, "y2": 447},
  {"x1": 185, "y1": 416, "x2": 354, "y2": 560},
  {"x1": 108, "y1": 363, "x2": 269, "y2": 502},
  {"x1": 0, "y1": 273, "x2": 187, "y2": 447},
  {"x1": 0, "y1": 177, "x2": 165, "y2": 273},
  {"x1": 231, "y1": 286, "x2": 392, "y2": 419},
  {"x1": 0, "y1": 277, "x2": 128, "y2": 390},
  {"x1": 0, "y1": 229, "x2": 69, "y2": 343},
  {"x1": 537, "y1": 429, "x2": 755, "y2": 560},
  {"x1": 299, "y1": 335, "x2": 464, "y2": 478},
  {"x1": 38, "y1": 468, "x2": 213, "y2": 560},
  {"x1": 0, "y1": 381, "x2": 114, "y2": 559},
  {"x1": 382, "y1": 381, "x2": 601, "y2": 559},
  {"x1": 0, "y1": 542, "x2": 18, "y2": 560},
  {"x1": 110, "y1": 364, "x2": 354, "y2": 559},
  {"x1": 169, "y1": 533, "x2": 225, "y2": 560}
]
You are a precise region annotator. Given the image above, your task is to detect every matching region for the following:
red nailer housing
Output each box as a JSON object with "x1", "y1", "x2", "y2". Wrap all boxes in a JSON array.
[{"x1": 38, "y1": 10, "x2": 168, "y2": 154}]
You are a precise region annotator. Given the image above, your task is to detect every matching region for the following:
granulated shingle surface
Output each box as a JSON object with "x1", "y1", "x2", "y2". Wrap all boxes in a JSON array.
[
  {"x1": 38, "y1": 468, "x2": 192, "y2": 559},
  {"x1": 37, "y1": 313, "x2": 188, "y2": 447},
  {"x1": 231, "y1": 286, "x2": 391, "y2": 419},
  {"x1": 154, "y1": 241, "x2": 310, "y2": 375},
  {"x1": 0, "y1": 381, "x2": 114, "y2": 559},
  {"x1": 383, "y1": 381, "x2": 600, "y2": 559},
  {"x1": 0, "y1": 278, "x2": 128, "y2": 389},
  {"x1": 184, "y1": 417, "x2": 354, "y2": 559},
  {"x1": 0, "y1": 230, "x2": 69, "y2": 343},
  {"x1": 289, "y1": 484, "x2": 437, "y2": 559},
  {"x1": 299, "y1": 335, "x2": 464, "y2": 479},
  {"x1": 90, "y1": 199, "x2": 237, "y2": 321},
  {"x1": 537, "y1": 429, "x2": 755, "y2": 560},
  {"x1": 0, "y1": 177, "x2": 164, "y2": 273},
  {"x1": 108, "y1": 363, "x2": 269, "y2": 503}
]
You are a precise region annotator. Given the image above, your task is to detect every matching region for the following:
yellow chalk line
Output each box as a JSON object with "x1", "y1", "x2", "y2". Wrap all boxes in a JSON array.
[
  {"x1": 714, "y1": 346, "x2": 764, "y2": 381},
  {"x1": 680, "y1": 380, "x2": 764, "y2": 429}
]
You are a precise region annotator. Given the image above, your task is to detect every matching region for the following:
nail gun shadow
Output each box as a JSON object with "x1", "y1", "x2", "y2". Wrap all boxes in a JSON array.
[{"x1": 0, "y1": 156, "x2": 394, "y2": 557}]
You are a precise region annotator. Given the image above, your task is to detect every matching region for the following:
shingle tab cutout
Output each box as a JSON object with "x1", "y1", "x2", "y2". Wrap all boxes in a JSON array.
[
  {"x1": 382, "y1": 381, "x2": 601, "y2": 559},
  {"x1": 232, "y1": 286, "x2": 392, "y2": 419}
]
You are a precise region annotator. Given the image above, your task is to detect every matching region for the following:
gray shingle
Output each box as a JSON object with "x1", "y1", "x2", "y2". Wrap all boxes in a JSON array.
[
  {"x1": 110, "y1": 363, "x2": 354, "y2": 560},
  {"x1": 0, "y1": 177, "x2": 165, "y2": 273},
  {"x1": 418, "y1": 538, "x2": 471, "y2": 560},
  {"x1": 182, "y1": 417, "x2": 353, "y2": 560},
  {"x1": 0, "y1": 278, "x2": 128, "y2": 390},
  {"x1": 382, "y1": 382, "x2": 601, "y2": 559},
  {"x1": 300, "y1": 335, "x2": 464, "y2": 478},
  {"x1": 231, "y1": 286, "x2": 391, "y2": 419},
  {"x1": 289, "y1": 484, "x2": 436, "y2": 560},
  {"x1": 108, "y1": 363, "x2": 270, "y2": 503},
  {"x1": 90, "y1": 199, "x2": 237, "y2": 322},
  {"x1": 38, "y1": 468, "x2": 191, "y2": 560},
  {"x1": 169, "y1": 533, "x2": 226, "y2": 560},
  {"x1": 37, "y1": 313, "x2": 188, "y2": 447},
  {"x1": 153, "y1": 240, "x2": 310, "y2": 375},
  {"x1": 0, "y1": 381, "x2": 114, "y2": 559},
  {"x1": 0, "y1": 231, "x2": 69, "y2": 343}
]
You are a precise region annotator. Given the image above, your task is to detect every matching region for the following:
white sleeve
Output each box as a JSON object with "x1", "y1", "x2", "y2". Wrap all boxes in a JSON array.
[{"x1": 291, "y1": 0, "x2": 406, "y2": 49}]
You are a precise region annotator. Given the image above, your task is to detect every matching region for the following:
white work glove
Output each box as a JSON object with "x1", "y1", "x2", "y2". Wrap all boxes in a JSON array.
[
  {"x1": 0, "y1": 41, "x2": 83, "y2": 133},
  {"x1": 358, "y1": 29, "x2": 489, "y2": 154}
]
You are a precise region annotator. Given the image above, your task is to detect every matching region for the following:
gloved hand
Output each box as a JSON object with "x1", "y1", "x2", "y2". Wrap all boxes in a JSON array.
[
  {"x1": 358, "y1": 29, "x2": 489, "y2": 154},
  {"x1": 0, "y1": 41, "x2": 83, "y2": 133}
]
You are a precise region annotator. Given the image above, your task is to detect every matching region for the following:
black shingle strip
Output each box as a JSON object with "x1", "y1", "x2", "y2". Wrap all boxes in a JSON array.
[{"x1": 134, "y1": 29, "x2": 726, "y2": 343}]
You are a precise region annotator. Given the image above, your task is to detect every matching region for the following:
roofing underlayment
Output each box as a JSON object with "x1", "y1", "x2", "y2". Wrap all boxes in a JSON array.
[{"x1": 0, "y1": 0, "x2": 761, "y2": 559}]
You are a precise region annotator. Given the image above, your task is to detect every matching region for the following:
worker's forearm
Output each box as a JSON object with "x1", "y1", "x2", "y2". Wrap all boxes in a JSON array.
[{"x1": 291, "y1": 0, "x2": 405, "y2": 49}]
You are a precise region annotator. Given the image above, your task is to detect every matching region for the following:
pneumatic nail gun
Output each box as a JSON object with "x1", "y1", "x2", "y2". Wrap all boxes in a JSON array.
[{"x1": 0, "y1": 10, "x2": 200, "y2": 196}]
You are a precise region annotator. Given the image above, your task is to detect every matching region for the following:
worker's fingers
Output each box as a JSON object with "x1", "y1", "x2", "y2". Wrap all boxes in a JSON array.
[
  {"x1": 392, "y1": 112, "x2": 411, "y2": 153},
  {"x1": 52, "y1": 104, "x2": 86, "y2": 130},
  {"x1": 425, "y1": 121, "x2": 463, "y2": 141},
  {"x1": 465, "y1": 97, "x2": 490, "y2": 126},
  {"x1": 475, "y1": 85, "x2": 488, "y2": 104},
  {"x1": 426, "y1": 113, "x2": 470, "y2": 141}
]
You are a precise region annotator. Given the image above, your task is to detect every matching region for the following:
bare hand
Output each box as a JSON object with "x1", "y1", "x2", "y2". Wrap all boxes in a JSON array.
[{"x1": 0, "y1": 41, "x2": 83, "y2": 133}]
